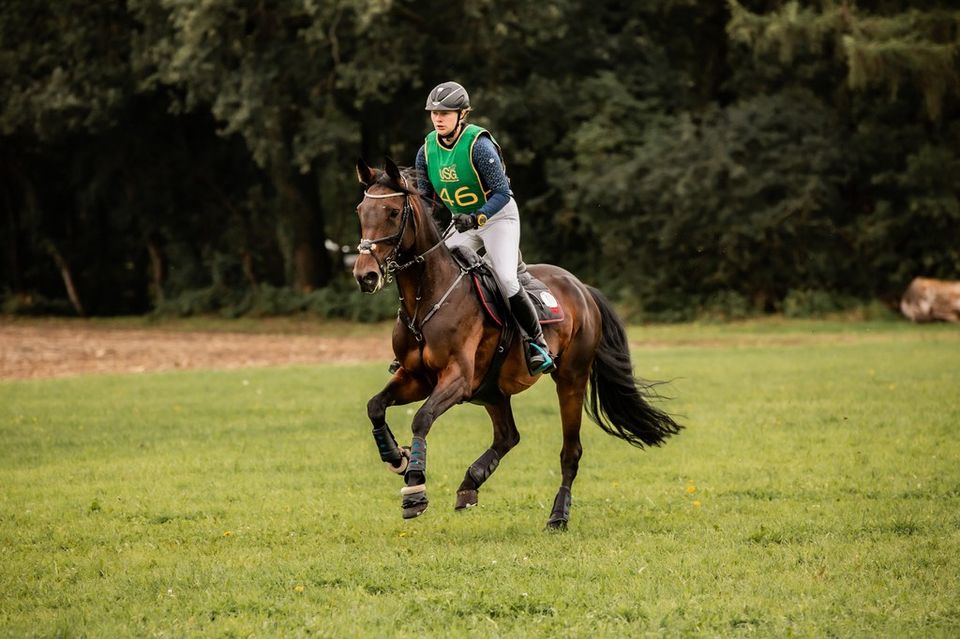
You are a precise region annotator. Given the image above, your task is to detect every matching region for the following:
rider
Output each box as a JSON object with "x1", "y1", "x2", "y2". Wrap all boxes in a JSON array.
[{"x1": 415, "y1": 81, "x2": 555, "y2": 376}]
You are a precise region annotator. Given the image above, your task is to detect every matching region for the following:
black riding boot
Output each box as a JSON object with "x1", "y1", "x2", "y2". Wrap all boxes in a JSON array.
[{"x1": 508, "y1": 291, "x2": 556, "y2": 375}]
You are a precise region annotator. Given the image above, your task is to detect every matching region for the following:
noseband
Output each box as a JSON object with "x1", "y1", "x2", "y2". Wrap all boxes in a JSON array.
[{"x1": 357, "y1": 188, "x2": 452, "y2": 284}]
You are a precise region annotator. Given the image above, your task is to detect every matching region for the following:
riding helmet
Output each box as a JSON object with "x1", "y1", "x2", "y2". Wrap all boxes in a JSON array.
[{"x1": 425, "y1": 82, "x2": 470, "y2": 111}]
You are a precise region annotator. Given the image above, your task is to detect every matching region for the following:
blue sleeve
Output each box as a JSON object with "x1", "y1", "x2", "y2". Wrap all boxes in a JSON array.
[
  {"x1": 416, "y1": 145, "x2": 446, "y2": 217},
  {"x1": 415, "y1": 145, "x2": 433, "y2": 199},
  {"x1": 473, "y1": 135, "x2": 513, "y2": 217}
]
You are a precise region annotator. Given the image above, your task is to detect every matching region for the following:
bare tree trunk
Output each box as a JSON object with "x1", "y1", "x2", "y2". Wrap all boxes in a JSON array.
[
  {"x1": 293, "y1": 243, "x2": 317, "y2": 293},
  {"x1": 271, "y1": 164, "x2": 329, "y2": 292},
  {"x1": 44, "y1": 240, "x2": 85, "y2": 316},
  {"x1": 146, "y1": 238, "x2": 166, "y2": 305},
  {"x1": 195, "y1": 171, "x2": 261, "y2": 290},
  {"x1": 241, "y1": 250, "x2": 257, "y2": 288},
  {"x1": 2, "y1": 183, "x2": 24, "y2": 294}
]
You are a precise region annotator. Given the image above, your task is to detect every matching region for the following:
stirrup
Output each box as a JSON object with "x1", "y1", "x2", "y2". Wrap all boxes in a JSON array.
[{"x1": 526, "y1": 341, "x2": 556, "y2": 375}]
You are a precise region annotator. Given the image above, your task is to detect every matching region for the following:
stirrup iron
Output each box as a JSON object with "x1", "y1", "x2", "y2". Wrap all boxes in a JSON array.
[{"x1": 526, "y1": 340, "x2": 555, "y2": 374}]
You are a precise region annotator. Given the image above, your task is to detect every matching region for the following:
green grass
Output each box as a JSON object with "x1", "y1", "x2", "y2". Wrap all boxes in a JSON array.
[{"x1": 2, "y1": 320, "x2": 959, "y2": 637}]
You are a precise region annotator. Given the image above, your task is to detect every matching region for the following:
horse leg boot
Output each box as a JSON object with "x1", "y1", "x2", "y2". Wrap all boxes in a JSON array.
[
  {"x1": 371, "y1": 423, "x2": 409, "y2": 475},
  {"x1": 508, "y1": 292, "x2": 556, "y2": 375},
  {"x1": 401, "y1": 436, "x2": 429, "y2": 518},
  {"x1": 368, "y1": 387, "x2": 419, "y2": 477}
]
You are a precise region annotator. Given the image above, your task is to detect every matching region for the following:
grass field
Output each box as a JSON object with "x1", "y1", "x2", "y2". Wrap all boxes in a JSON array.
[{"x1": 2, "y1": 319, "x2": 959, "y2": 637}]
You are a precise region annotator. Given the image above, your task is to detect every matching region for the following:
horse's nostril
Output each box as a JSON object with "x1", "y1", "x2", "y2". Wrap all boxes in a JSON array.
[{"x1": 357, "y1": 271, "x2": 380, "y2": 292}]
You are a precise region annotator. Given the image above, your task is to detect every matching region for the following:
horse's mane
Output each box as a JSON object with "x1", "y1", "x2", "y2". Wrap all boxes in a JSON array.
[{"x1": 374, "y1": 166, "x2": 443, "y2": 237}]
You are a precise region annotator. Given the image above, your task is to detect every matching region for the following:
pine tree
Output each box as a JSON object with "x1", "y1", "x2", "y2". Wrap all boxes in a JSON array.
[{"x1": 727, "y1": 1, "x2": 959, "y2": 119}]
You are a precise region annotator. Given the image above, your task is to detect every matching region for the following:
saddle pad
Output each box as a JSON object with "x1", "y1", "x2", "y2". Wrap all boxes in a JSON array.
[
  {"x1": 472, "y1": 273, "x2": 565, "y2": 327},
  {"x1": 522, "y1": 276, "x2": 565, "y2": 324},
  {"x1": 453, "y1": 245, "x2": 564, "y2": 325}
]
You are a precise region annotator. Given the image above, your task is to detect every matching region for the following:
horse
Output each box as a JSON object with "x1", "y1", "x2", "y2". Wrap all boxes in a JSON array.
[{"x1": 353, "y1": 157, "x2": 681, "y2": 529}]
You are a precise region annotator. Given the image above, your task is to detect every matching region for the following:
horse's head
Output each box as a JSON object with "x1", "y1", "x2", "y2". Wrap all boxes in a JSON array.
[{"x1": 353, "y1": 157, "x2": 416, "y2": 293}]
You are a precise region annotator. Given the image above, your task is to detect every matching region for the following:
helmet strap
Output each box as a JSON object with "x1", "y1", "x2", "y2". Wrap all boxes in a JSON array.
[{"x1": 440, "y1": 119, "x2": 464, "y2": 146}]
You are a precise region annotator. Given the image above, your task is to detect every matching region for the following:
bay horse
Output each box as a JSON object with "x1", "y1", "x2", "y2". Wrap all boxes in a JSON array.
[{"x1": 353, "y1": 158, "x2": 681, "y2": 529}]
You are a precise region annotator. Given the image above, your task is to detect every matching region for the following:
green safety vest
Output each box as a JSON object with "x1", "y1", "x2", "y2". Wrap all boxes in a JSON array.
[{"x1": 424, "y1": 124, "x2": 501, "y2": 215}]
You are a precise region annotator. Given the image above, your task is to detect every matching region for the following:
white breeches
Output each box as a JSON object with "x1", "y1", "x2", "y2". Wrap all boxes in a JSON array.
[{"x1": 444, "y1": 198, "x2": 521, "y2": 297}]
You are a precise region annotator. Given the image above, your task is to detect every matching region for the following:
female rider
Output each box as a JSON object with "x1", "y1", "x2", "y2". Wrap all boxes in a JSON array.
[{"x1": 416, "y1": 81, "x2": 554, "y2": 376}]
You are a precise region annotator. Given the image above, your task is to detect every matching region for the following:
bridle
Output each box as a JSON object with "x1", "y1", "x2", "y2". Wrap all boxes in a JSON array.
[
  {"x1": 356, "y1": 183, "x2": 460, "y2": 341},
  {"x1": 356, "y1": 189, "x2": 414, "y2": 283},
  {"x1": 356, "y1": 187, "x2": 453, "y2": 285}
]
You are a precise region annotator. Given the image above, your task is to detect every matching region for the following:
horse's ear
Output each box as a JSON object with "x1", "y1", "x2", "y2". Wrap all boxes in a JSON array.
[
  {"x1": 384, "y1": 156, "x2": 407, "y2": 189},
  {"x1": 356, "y1": 157, "x2": 375, "y2": 187}
]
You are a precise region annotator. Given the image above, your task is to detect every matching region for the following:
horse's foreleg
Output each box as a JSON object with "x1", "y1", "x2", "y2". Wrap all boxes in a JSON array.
[
  {"x1": 547, "y1": 372, "x2": 588, "y2": 531},
  {"x1": 401, "y1": 366, "x2": 471, "y2": 519},
  {"x1": 367, "y1": 371, "x2": 430, "y2": 475},
  {"x1": 455, "y1": 397, "x2": 521, "y2": 510}
]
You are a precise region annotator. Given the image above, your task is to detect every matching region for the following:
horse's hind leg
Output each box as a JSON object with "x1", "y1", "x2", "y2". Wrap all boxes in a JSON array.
[
  {"x1": 547, "y1": 371, "x2": 589, "y2": 530},
  {"x1": 455, "y1": 397, "x2": 521, "y2": 510}
]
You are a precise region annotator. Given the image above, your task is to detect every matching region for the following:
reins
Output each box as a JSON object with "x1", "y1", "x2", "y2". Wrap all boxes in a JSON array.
[
  {"x1": 398, "y1": 267, "x2": 468, "y2": 342},
  {"x1": 357, "y1": 186, "x2": 460, "y2": 341}
]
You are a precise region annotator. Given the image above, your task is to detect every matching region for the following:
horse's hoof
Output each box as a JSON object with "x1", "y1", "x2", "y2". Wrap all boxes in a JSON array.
[
  {"x1": 455, "y1": 489, "x2": 478, "y2": 510},
  {"x1": 545, "y1": 518, "x2": 568, "y2": 531},
  {"x1": 402, "y1": 500, "x2": 429, "y2": 519},
  {"x1": 402, "y1": 503, "x2": 428, "y2": 519},
  {"x1": 546, "y1": 487, "x2": 571, "y2": 531},
  {"x1": 401, "y1": 484, "x2": 428, "y2": 519}
]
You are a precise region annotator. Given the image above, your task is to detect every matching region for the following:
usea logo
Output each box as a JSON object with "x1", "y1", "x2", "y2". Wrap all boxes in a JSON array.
[{"x1": 439, "y1": 166, "x2": 458, "y2": 182}]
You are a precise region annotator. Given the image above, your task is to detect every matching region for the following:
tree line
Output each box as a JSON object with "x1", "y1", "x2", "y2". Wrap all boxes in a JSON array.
[{"x1": 2, "y1": 1, "x2": 958, "y2": 319}]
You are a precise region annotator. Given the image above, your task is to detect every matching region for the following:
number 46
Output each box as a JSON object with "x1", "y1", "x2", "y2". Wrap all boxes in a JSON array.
[{"x1": 440, "y1": 186, "x2": 480, "y2": 208}]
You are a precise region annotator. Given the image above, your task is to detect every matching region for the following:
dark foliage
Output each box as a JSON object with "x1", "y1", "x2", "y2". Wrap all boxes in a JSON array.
[{"x1": 1, "y1": 1, "x2": 957, "y2": 318}]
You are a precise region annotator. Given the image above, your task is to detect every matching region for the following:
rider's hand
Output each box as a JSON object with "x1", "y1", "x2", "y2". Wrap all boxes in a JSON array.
[{"x1": 453, "y1": 213, "x2": 478, "y2": 233}]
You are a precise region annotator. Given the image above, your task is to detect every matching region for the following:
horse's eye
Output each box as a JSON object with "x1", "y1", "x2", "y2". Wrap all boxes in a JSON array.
[{"x1": 390, "y1": 209, "x2": 400, "y2": 219}]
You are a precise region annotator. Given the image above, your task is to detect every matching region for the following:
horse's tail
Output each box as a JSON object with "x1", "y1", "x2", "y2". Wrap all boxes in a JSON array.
[{"x1": 585, "y1": 286, "x2": 683, "y2": 448}]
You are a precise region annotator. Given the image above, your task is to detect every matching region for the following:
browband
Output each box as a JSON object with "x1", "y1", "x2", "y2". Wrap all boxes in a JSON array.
[{"x1": 363, "y1": 190, "x2": 406, "y2": 199}]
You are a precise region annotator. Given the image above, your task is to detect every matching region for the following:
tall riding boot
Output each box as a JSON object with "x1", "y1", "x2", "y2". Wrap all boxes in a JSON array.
[{"x1": 508, "y1": 291, "x2": 556, "y2": 375}]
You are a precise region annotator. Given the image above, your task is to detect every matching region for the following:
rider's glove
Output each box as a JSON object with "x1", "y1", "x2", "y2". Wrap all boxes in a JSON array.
[{"x1": 453, "y1": 213, "x2": 478, "y2": 233}]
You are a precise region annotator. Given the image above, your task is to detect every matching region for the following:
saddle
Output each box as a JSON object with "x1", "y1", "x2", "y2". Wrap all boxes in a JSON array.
[
  {"x1": 450, "y1": 246, "x2": 565, "y2": 327},
  {"x1": 450, "y1": 246, "x2": 564, "y2": 405}
]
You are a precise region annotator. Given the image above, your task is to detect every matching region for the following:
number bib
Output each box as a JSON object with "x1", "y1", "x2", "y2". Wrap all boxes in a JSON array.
[{"x1": 424, "y1": 125, "x2": 499, "y2": 215}]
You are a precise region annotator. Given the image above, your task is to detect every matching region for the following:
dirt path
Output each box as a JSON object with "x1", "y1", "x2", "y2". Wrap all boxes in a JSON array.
[
  {"x1": 1, "y1": 323, "x2": 392, "y2": 380},
  {"x1": 4, "y1": 317, "x2": 948, "y2": 381}
]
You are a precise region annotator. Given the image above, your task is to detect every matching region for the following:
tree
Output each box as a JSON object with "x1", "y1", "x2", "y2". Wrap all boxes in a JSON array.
[
  {"x1": 727, "y1": 0, "x2": 960, "y2": 298},
  {"x1": 129, "y1": 0, "x2": 358, "y2": 291},
  {"x1": 727, "y1": 0, "x2": 960, "y2": 121},
  {"x1": 0, "y1": 0, "x2": 136, "y2": 314},
  {"x1": 2, "y1": 0, "x2": 958, "y2": 317}
]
